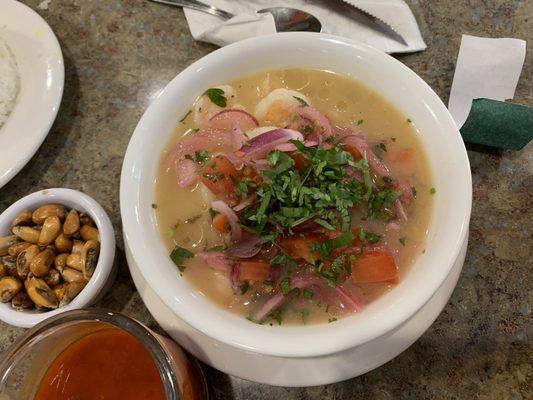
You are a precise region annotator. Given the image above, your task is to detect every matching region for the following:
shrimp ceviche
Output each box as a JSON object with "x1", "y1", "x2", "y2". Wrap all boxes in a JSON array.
[{"x1": 155, "y1": 69, "x2": 433, "y2": 326}]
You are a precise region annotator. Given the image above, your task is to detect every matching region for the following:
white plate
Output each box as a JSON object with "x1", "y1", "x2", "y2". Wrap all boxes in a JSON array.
[{"x1": 0, "y1": 0, "x2": 64, "y2": 189}]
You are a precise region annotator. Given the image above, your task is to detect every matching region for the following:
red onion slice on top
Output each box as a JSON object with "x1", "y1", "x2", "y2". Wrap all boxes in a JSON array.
[
  {"x1": 226, "y1": 231, "x2": 261, "y2": 258},
  {"x1": 196, "y1": 251, "x2": 234, "y2": 273},
  {"x1": 175, "y1": 159, "x2": 198, "y2": 188},
  {"x1": 209, "y1": 109, "x2": 259, "y2": 132},
  {"x1": 211, "y1": 200, "x2": 242, "y2": 243},
  {"x1": 251, "y1": 273, "x2": 363, "y2": 322},
  {"x1": 240, "y1": 129, "x2": 304, "y2": 160}
]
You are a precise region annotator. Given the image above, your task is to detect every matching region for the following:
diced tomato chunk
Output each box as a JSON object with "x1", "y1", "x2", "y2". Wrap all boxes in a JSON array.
[
  {"x1": 238, "y1": 260, "x2": 271, "y2": 282},
  {"x1": 281, "y1": 236, "x2": 323, "y2": 263},
  {"x1": 212, "y1": 213, "x2": 230, "y2": 234},
  {"x1": 343, "y1": 145, "x2": 362, "y2": 161},
  {"x1": 351, "y1": 250, "x2": 398, "y2": 283},
  {"x1": 199, "y1": 155, "x2": 242, "y2": 206},
  {"x1": 290, "y1": 152, "x2": 311, "y2": 169}
]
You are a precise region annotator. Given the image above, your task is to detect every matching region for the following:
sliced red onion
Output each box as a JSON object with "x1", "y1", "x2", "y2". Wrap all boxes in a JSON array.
[
  {"x1": 211, "y1": 200, "x2": 242, "y2": 243},
  {"x1": 340, "y1": 134, "x2": 391, "y2": 178},
  {"x1": 252, "y1": 292, "x2": 285, "y2": 322},
  {"x1": 251, "y1": 273, "x2": 363, "y2": 322},
  {"x1": 233, "y1": 196, "x2": 254, "y2": 212},
  {"x1": 226, "y1": 231, "x2": 261, "y2": 258},
  {"x1": 240, "y1": 129, "x2": 303, "y2": 160},
  {"x1": 230, "y1": 264, "x2": 242, "y2": 294},
  {"x1": 175, "y1": 159, "x2": 198, "y2": 188},
  {"x1": 392, "y1": 179, "x2": 414, "y2": 206},
  {"x1": 196, "y1": 251, "x2": 234, "y2": 273},
  {"x1": 274, "y1": 140, "x2": 319, "y2": 152},
  {"x1": 209, "y1": 109, "x2": 259, "y2": 132},
  {"x1": 395, "y1": 199, "x2": 408, "y2": 221},
  {"x1": 287, "y1": 106, "x2": 334, "y2": 143}
]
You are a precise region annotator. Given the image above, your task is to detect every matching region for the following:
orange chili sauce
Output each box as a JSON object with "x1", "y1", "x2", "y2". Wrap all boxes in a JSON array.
[{"x1": 35, "y1": 328, "x2": 167, "y2": 400}]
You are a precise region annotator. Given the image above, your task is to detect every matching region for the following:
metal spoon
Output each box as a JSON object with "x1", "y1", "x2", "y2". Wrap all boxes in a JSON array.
[{"x1": 150, "y1": 0, "x2": 322, "y2": 33}]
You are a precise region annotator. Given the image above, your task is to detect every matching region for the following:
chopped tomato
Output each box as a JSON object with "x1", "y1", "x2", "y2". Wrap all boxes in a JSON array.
[
  {"x1": 281, "y1": 236, "x2": 323, "y2": 263},
  {"x1": 199, "y1": 155, "x2": 242, "y2": 206},
  {"x1": 290, "y1": 152, "x2": 310, "y2": 169},
  {"x1": 343, "y1": 145, "x2": 362, "y2": 161},
  {"x1": 212, "y1": 213, "x2": 230, "y2": 234},
  {"x1": 238, "y1": 260, "x2": 271, "y2": 282},
  {"x1": 351, "y1": 250, "x2": 398, "y2": 283}
]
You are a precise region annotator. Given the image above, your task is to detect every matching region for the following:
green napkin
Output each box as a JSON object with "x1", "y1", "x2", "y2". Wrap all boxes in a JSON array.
[{"x1": 460, "y1": 98, "x2": 533, "y2": 150}]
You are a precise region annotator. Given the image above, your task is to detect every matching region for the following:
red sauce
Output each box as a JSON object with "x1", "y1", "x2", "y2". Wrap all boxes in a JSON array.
[{"x1": 35, "y1": 328, "x2": 166, "y2": 400}]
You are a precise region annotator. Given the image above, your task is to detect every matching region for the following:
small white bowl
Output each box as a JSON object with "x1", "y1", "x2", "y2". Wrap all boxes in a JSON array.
[{"x1": 0, "y1": 188, "x2": 116, "y2": 328}]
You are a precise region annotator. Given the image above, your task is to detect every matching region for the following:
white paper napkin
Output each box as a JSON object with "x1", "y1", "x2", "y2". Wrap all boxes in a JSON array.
[
  {"x1": 184, "y1": 0, "x2": 426, "y2": 53},
  {"x1": 448, "y1": 34, "x2": 527, "y2": 128}
]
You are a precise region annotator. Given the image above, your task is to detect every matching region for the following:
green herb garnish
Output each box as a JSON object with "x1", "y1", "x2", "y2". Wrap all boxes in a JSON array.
[
  {"x1": 379, "y1": 142, "x2": 387, "y2": 152},
  {"x1": 151, "y1": 203, "x2": 158, "y2": 209},
  {"x1": 411, "y1": 186, "x2": 417, "y2": 198},
  {"x1": 170, "y1": 245, "x2": 194, "y2": 272},
  {"x1": 280, "y1": 278, "x2": 291, "y2": 295},
  {"x1": 430, "y1": 187, "x2": 436, "y2": 194},
  {"x1": 357, "y1": 119, "x2": 364, "y2": 125},
  {"x1": 269, "y1": 309, "x2": 283, "y2": 325},
  {"x1": 399, "y1": 237, "x2": 406, "y2": 246},
  {"x1": 185, "y1": 215, "x2": 201, "y2": 224},
  {"x1": 179, "y1": 109, "x2": 192, "y2": 123},
  {"x1": 204, "y1": 88, "x2": 227, "y2": 107},
  {"x1": 301, "y1": 309, "x2": 310, "y2": 323},
  {"x1": 304, "y1": 289, "x2": 314, "y2": 299},
  {"x1": 359, "y1": 229, "x2": 382, "y2": 243},
  {"x1": 293, "y1": 96, "x2": 308, "y2": 106}
]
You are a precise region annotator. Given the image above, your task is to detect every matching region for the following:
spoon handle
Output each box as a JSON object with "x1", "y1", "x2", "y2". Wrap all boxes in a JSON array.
[{"x1": 150, "y1": 0, "x2": 234, "y2": 19}]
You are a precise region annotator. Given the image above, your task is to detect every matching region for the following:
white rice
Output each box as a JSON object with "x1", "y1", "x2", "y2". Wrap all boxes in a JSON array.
[{"x1": 0, "y1": 37, "x2": 20, "y2": 128}]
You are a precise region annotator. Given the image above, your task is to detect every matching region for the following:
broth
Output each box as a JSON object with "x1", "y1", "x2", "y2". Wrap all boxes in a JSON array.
[{"x1": 155, "y1": 69, "x2": 432, "y2": 325}]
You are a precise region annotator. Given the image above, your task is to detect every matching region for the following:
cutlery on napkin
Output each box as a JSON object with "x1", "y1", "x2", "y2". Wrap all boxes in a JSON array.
[{"x1": 182, "y1": 0, "x2": 426, "y2": 53}]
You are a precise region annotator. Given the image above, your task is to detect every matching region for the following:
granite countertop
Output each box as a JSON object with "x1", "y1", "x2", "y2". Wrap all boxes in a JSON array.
[{"x1": 1, "y1": 1, "x2": 531, "y2": 398}]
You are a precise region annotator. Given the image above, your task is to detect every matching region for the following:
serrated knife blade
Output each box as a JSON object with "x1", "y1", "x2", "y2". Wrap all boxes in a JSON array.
[{"x1": 340, "y1": 0, "x2": 408, "y2": 46}]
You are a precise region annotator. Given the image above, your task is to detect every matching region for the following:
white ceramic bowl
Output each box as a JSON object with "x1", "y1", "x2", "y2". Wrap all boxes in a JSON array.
[
  {"x1": 121, "y1": 33, "x2": 472, "y2": 385},
  {"x1": 0, "y1": 189, "x2": 116, "y2": 328}
]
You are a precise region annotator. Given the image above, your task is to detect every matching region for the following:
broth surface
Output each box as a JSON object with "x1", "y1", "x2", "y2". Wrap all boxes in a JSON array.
[
  {"x1": 155, "y1": 69, "x2": 433, "y2": 325},
  {"x1": 34, "y1": 328, "x2": 166, "y2": 400}
]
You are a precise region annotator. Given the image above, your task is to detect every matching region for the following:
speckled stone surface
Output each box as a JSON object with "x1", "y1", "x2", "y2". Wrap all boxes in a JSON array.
[{"x1": 1, "y1": 0, "x2": 531, "y2": 398}]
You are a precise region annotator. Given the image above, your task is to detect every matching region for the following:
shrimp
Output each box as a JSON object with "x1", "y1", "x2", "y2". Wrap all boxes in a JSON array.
[{"x1": 193, "y1": 85, "x2": 236, "y2": 128}]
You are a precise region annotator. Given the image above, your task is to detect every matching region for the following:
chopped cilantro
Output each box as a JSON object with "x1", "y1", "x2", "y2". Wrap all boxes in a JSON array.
[
  {"x1": 379, "y1": 142, "x2": 387, "y2": 152},
  {"x1": 407, "y1": 118, "x2": 412, "y2": 123},
  {"x1": 411, "y1": 186, "x2": 417, "y2": 198},
  {"x1": 185, "y1": 215, "x2": 201, "y2": 224},
  {"x1": 391, "y1": 137, "x2": 396, "y2": 142},
  {"x1": 328, "y1": 317, "x2": 338, "y2": 323},
  {"x1": 230, "y1": 175, "x2": 249, "y2": 199},
  {"x1": 204, "y1": 88, "x2": 227, "y2": 107},
  {"x1": 430, "y1": 187, "x2": 436, "y2": 194},
  {"x1": 263, "y1": 279, "x2": 275, "y2": 287},
  {"x1": 293, "y1": 96, "x2": 308, "y2": 106},
  {"x1": 280, "y1": 278, "x2": 291, "y2": 295},
  {"x1": 359, "y1": 229, "x2": 382, "y2": 243},
  {"x1": 170, "y1": 245, "x2": 194, "y2": 272},
  {"x1": 179, "y1": 109, "x2": 191, "y2": 123},
  {"x1": 357, "y1": 119, "x2": 364, "y2": 125},
  {"x1": 269, "y1": 309, "x2": 283, "y2": 325},
  {"x1": 208, "y1": 208, "x2": 218, "y2": 219},
  {"x1": 399, "y1": 237, "x2": 407, "y2": 246},
  {"x1": 270, "y1": 254, "x2": 297, "y2": 267},
  {"x1": 303, "y1": 288, "x2": 314, "y2": 299},
  {"x1": 151, "y1": 203, "x2": 158, "y2": 209}
]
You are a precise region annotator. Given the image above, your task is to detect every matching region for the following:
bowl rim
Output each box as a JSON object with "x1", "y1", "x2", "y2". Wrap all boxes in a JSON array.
[
  {"x1": 0, "y1": 188, "x2": 116, "y2": 328},
  {"x1": 120, "y1": 32, "x2": 472, "y2": 357}
]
